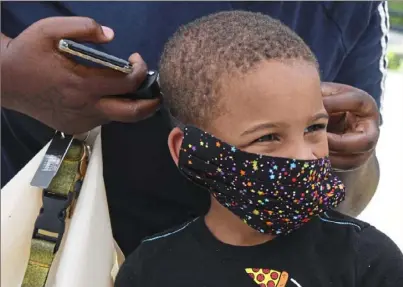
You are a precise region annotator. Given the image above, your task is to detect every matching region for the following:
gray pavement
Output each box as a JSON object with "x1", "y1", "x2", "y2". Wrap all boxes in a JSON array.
[{"x1": 389, "y1": 30, "x2": 403, "y2": 47}]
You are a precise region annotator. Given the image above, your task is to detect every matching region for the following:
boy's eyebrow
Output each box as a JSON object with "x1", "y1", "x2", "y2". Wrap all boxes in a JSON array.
[
  {"x1": 312, "y1": 112, "x2": 329, "y2": 121},
  {"x1": 241, "y1": 112, "x2": 329, "y2": 136},
  {"x1": 241, "y1": 122, "x2": 280, "y2": 136}
]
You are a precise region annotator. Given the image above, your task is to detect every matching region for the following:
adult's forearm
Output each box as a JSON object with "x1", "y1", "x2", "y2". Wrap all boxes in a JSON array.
[
  {"x1": 1, "y1": 33, "x2": 11, "y2": 52},
  {"x1": 335, "y1": 153, "x2": 380, "y2": 217},
  {"x1": 1, "y1": 32, "x2": 15, "y2": 109}
]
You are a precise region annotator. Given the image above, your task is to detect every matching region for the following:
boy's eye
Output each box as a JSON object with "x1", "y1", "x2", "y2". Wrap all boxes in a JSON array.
[
  {"x1": 256, "y1": 134, "x2": 279, "y2": 142},
  {"x1": 253, "y1": 124, "x2": 327, "y2": 144},
  {"x1": 304, "y1": 123, "x2": 327, "y2": 134}
]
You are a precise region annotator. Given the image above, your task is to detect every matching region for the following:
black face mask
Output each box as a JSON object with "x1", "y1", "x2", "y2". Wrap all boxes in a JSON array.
[{"x1": 178, "y1": 126, "x2": 345, "y2": 236}]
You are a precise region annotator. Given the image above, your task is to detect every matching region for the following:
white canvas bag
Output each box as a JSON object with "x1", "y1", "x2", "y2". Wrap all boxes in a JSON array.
[{"x1": 1, "y1": 128, "x2": 125, "y2": 287}]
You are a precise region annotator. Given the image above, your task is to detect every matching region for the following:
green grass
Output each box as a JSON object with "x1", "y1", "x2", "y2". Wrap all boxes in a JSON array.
[
  {"x1": 388, "y1": 52, "x2": 402, "y2": 70},
  {"x1": 389, "y1": 1, "x2": 403, "y2": 28},
  {"x1": 389, "y1": 2, "x2": 403, "y2": 12}
]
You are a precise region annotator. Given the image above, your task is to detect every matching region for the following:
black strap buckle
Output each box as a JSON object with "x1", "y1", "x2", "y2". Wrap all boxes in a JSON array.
[{"x1": 33, "y1": 190, "x2": 74, "y2": 253}]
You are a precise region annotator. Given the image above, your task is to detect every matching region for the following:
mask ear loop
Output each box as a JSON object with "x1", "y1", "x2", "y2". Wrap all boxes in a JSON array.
[
  {"x1": 159, "y1": 100, "x2": 186, "y2": 131},
  {"x1": 168, "y1": 113, "x2": 185, "y2": 131}
]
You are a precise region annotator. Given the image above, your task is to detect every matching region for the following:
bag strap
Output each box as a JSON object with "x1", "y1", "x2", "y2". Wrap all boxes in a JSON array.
[{"x1": 22, "y1": 139, "x2": 88, "y2": 287}]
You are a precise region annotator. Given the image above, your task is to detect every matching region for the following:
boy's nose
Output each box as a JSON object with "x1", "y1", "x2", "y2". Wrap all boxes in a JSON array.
[{"x1": 287, "y1": 143, "x2": 317, "y2": 161}]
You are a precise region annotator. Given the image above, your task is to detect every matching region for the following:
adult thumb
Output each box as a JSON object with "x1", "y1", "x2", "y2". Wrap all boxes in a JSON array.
[{"x1": 33, "y1": 16, "x2": 114, "y2": 43}]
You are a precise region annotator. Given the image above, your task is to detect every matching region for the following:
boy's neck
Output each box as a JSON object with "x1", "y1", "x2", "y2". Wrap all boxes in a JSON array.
[{"x1": 204, "y1": 197, "x2": 275, "y2": 246}]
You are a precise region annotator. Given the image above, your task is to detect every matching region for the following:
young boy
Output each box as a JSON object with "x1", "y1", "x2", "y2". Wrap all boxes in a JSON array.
[{"x1": 115, "y1": 11, "x2": 403, "y2": 287}]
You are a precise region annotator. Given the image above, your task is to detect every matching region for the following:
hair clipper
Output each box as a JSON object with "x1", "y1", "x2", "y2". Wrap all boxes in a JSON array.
[{"x1": 58, "y1": 39, "x2": 160, "y2": 100}]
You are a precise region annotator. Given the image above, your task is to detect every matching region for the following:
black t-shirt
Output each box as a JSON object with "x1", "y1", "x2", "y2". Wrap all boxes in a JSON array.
[
  {"x1": 115, "y1": 211, "x2": 403, "y2": 287},
  {"x1": 1, "y1": 2, "x2": 389, "y2": 255}
]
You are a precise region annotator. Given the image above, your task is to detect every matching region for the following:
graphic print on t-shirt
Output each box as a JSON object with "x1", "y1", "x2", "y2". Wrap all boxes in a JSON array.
[{"x1": 245, "y1": 268, "x2": 302, "y2": 287}]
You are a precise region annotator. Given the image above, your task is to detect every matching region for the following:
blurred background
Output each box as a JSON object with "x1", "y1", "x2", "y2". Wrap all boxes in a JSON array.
[
  {"x1": 387, "y1": 1, "x2": 403, "y2": 71},
  {"x1": 358, "y1": 1, "x2": 403, "y2": 251}
]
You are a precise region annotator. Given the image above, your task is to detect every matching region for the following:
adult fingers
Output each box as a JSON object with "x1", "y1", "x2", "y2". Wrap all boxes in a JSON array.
[
  {"x1": 74, "y1": 53, "x2": 148, "y2": 97},
  {"x1": 327, "y1": 123, "x2": 379, "y2": 154},
  {"x1": 321, "y1": 82, "x2": 353, "y2": 96},
  {"x1": 33, "y1": 16, "x2": 114, "y2": 43},
  {"x1": 323, "y1": 90, "x2": 378, "y2": 118}
]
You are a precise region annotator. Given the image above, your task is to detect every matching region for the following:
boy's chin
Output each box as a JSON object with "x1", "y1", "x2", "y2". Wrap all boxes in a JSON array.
[{"x1": 206, "y1": 196, "x2": 275, "y2": 246}]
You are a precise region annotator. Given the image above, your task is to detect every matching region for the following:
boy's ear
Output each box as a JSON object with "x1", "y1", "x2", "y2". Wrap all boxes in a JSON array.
[{"x1": 168, "y1": 127, "x2": 184, "y2": 166}]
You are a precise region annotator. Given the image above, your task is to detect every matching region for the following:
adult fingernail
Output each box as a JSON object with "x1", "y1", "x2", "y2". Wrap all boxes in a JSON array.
[
  {"x1": 129, "y1": 53, "x2": 142, "y2": 64},
  {"x1": 101, "y1": 26, "x2": 114, "y2": 39}
]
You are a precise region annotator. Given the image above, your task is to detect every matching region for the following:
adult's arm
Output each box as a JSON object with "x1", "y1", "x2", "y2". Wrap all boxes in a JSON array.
[
  {"x1": 331, "y1": 2, "x2": 389, "y2": 217},
  {"x1": 1, "y1": 33, "x2": 14, "y2": 108},
  {"x1": 335, "y1": 154, "x2": 379, "y2": 217}
]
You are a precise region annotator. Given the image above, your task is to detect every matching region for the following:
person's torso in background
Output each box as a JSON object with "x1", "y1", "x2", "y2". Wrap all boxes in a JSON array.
[{"x1": 1, "y1": 1, "x2": 379, "y2": 254}]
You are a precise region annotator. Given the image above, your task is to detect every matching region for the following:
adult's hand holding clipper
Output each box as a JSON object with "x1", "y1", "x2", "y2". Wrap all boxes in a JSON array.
[{"x1": 1, "y1": 17, "x2": 160, "y2": 134}]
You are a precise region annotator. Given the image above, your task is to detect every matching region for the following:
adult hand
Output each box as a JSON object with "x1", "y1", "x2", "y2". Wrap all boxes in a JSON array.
[
  {"x1": 1, "y1": 17, "x2": 160, "y2": 134},
  {"x1": 322, "y1": 82, "x2": 380, "y2": 171}
]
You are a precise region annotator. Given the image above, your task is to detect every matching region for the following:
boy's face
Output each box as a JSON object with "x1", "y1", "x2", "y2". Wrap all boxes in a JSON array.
[{"x1": 169, "y1": 60, "x2": 329, "y2": 162}]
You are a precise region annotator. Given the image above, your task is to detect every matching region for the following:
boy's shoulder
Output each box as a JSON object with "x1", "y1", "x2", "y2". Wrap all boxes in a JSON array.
[
  {"x1": 318, "y1": 210, "x2": 403, "y2": 285},
  {"x1": 310, "y1": 210, "x2": 393, "y2": 260},
  {"x1": 115, "y1": 218, "x2": 201, "y2": 286},
  {"x1": 318, "y1": 209, "x2": 370, "y2": 231},
  {"x1": 127, "y1": 217, "x2": 200, "y2": 263},
  {"x1": 318, "y1": 209, "x2": 392, "y2": 244}
]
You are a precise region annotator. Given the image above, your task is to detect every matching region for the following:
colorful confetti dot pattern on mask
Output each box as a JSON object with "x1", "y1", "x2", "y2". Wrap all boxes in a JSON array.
[{"x1": 178, "y1": 126, "x2": 346, "y2": 236}]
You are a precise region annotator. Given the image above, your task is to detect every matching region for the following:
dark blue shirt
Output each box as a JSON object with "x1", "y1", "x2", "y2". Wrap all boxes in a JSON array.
[
  {"x1": 116, "y1": 212, "x2": 403, "y2": 287},
  {"x1": 1, "y1": 1, "x2": 389, "y2": 255}
]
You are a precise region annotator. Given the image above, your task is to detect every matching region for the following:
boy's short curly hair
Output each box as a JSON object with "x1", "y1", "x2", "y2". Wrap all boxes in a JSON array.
[{"x1": 159, "y1": 11, "x2": 318, "y2": 128}]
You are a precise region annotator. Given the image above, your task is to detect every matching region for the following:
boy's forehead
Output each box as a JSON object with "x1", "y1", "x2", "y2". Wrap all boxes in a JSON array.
[{"x1": 215, "y1": 60, "x2": 323, "y2": 128}]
